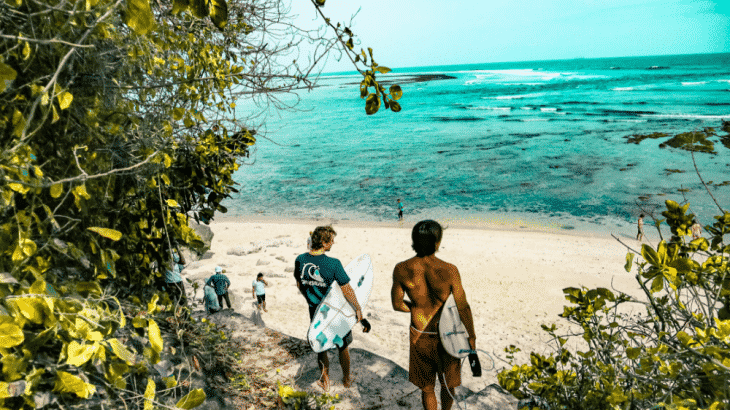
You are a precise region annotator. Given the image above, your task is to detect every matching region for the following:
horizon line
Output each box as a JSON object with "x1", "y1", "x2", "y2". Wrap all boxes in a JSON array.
[{"x1": 320, "y1": 50, "x2": 730, "y2": 75}]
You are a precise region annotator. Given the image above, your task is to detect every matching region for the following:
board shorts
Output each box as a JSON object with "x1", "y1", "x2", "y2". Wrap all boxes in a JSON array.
[
  {"x1": 309, "y1": 304, "x2": 353, "y2": 351},
  {"x1": 256, "y1": 294, "x2": 265, "y2": 304},
  {"x1": 409, "y1": 326, "x2": 461, "y2": 390}
]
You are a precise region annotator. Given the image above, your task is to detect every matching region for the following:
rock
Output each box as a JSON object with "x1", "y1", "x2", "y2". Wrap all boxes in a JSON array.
[
  {"x1": 461, "y1": 384, "x2": 519, "y2": 410},
  {"x1": 256, "y1": 260, "x2": 270, "y2": 266},
  {"x1": 227, "y1": 246, "x2": 257, "y2": 256},
  {"x1": 190, "y1": 220, "x2": 214, "y2": 249},
  {"x1": 284, "y1": 267, "x2": 294, "y2": 273},
  {"x1": 275, "y1": 256, "x2": 287, "y2": 262}
]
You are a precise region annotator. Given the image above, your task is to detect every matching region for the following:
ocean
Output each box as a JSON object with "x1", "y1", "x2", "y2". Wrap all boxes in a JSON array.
[{"x1": 226, "y1": 53, "x2": 730, "y2": 235}]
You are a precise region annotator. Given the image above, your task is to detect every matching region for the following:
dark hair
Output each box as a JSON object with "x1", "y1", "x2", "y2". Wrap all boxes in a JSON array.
[
  {"x1": 310, "y1": 226, "x2": 336, "y2": 250},
  {"x1": 412, "y1": 220, "x2": 443, "y2": 257},
  {"x1": 257, "y1": 273, "x2": 264, "y2": 279},
  {"x1": 640, "y1": 214, "x2": 645, "y2": 218}
]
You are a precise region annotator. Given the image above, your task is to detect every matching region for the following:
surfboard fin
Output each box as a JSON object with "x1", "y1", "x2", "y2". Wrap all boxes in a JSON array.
[
  {"x1": 316, "y1": 332, "x2": 328, "y2": 347},
  {"x1": 469, "y1": 352, "x2": 482, "y2": 377},
  {"x1": 333, "y1": 335, "x2": 343, "y2": 347}
]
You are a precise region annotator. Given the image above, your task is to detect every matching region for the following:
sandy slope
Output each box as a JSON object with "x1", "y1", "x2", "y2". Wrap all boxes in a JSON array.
[{"x1": 180, "y1": 216, "x2": 646, "y2": 403}]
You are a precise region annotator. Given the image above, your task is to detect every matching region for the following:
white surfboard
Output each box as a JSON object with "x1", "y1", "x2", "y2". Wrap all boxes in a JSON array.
[
  {"x1": 307, "y1": 253, "x2": 374, "y2": 353},
  {"x1": 439, "y1": 294, "x2": 471, "y2": 358}
]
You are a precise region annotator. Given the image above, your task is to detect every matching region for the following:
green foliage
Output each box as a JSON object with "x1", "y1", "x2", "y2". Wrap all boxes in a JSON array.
[
  {"x1": 499, "y1": 198, "x2": 730, "y2": 410},
  {"x1": 2, "y1": 0, "x2": 401, "y2": 408},
  {"x1": 277, "y1": 381, "x2": 341, "y2": 410}
]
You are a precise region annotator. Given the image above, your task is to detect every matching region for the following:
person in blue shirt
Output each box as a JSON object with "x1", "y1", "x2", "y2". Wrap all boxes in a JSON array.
[
  {"x1": 251, "y1": 273, "x2": 269, "y2": 312},
  {"x1": 203, "y1": 283, "x2": 221, "y2": 314},
  {"x1": 165, "y1": 250, "x2": 187, "y2": 307},
  {"x1": 294, "y1": 226, "x2": 370, "y2": 391},
  {"x1": 397, "y1": 198, "x2": 405, "y2": 221},
  {"x1": 206, "y1": 266, "x2": 232, "y2": 310}
]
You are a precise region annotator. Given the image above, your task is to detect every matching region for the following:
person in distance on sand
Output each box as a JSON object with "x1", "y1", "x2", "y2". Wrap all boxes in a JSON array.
[
  {"x1": 392, "y1": 220, "x2": 477, "y2": 410},
  {"x1": 637, "y1": 214, "x2": 646, "y2": 242}
]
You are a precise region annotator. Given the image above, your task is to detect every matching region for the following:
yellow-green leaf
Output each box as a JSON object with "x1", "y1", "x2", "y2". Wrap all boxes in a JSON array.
[
  {"x1": 126, "y1": 0, "x2": 156, "y2": 34},
  {"x1": 0, "y1": 323, "x2": 24, "y2": 348},
  {"x1": 107, "y1": 339, "x2": 136, "y2": 364},
  {"x1": 172, "y1": 107, "x2": 184, "y2": 121},
  {"x1": 51, "y1": 104, "x2": 60, "y2": 123},
  {"x1": 76, "y1": 281, "x2": 103, "y2": 297},
  {"x1": 14, "y1": 297, "x2": 44, "y2": 324},
  {"x1": 54, "y1": 371, "x2": 96, "y2": 398},
  {"x1": 176, "y1": 388, "x2": 206, "y2": 409},
  {"x1": 624, "y1": 252, "x2": 634, "y2": 272},
  {"x1": 641, "y1": 244, "x2": 660, "y2": 266},
  {"x1": 163, "y1": 375, "x2": 177, "y2": 388},
  {"x1": 209, "y1": 0, "x2": 228, "y2": 29},
  {"x1": 87, "y1": 227, "x2": 122, "y2": 241},
  {"x1": 49, "y1": 183, "x2": 62, "y2": 198},
  {"x1": 12, "y1": 109, "x2": 26, "y2": 138},
  {"x1": 143, "y1": 378, "x2": 155, "y2": 410},
  {"x1": 148, "y1": 319, "x2": 163, "y2": 353},
  {"x1": 166, "y1": 199, "x2": 179, "y2": 207},
  {"x1": 651, "y1": 275, "x2": 664, "y2": 293},
  {"x1": 22, "y1": 42, "x2": 31, "y2": 60},
  {"x1": 374, "y1": 66, "x2": 391, "y2": 74},
  {"x1": 0, "y1": 62, "x2": 17, "y2": 93},
  {"x1": 57, "y1": 91, "x2": 73, "y2": 110},
  {"x1": 365, "y1": 93, "x2": 380, "y2": 115},
  {"x1": 66, "y1": 341, "x2": 98, "y2": 367}
]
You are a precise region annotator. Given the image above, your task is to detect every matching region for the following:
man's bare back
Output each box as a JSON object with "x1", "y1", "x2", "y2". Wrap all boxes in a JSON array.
[{"x1": 392, "y1": 254, "x2": 475, "y2": 344}]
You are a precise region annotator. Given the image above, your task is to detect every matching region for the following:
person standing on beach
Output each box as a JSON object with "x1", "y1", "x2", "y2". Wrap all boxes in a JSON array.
[
  {"x1": 165, "y1": 249, "x2": 188, "y2": 308},
  {"x1": 294, "y1": 225, "x2": 369, "y2": 391},
  {"x1": 206, "y1": 266, "x2": 232, "y2": 310},
  {"x1": 637, "y1": 214, "x2": 645, "y2": 242},
  {"x1": 397, "y1": 199, "x2": 405, "y2": 221},
  {"x1": 691, "y1": 219, "x2": 702, "y2": 240},
  {"x1": 203, "y1": 282, "x2": 221, "y2": 314},
  {"x1": 252, "y1": 273, "x2": 268, "y2": 312},
  {"x1": 392, "y1": 220, "x2": 477, "y2": 410}
]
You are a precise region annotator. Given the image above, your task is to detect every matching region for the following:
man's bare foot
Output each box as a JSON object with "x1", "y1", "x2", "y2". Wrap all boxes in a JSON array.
[
  {"x1": 316, "y1": 376, "x2": 330, "y2": 392},
  {"x1": 264, "y1": 309, "x2": 268, "y2": 312},
  {"x1": 343, "y1": 377, "x2": 353, "y2": 388}
]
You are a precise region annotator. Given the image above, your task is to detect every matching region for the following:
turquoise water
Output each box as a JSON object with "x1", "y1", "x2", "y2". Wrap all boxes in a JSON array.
[{"x1": 226, "y1": 53, "x2": 730, "y2": 233}]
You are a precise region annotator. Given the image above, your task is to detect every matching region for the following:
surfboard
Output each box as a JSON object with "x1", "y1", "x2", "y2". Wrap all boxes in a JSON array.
[
  {"x1": 439, "y1": 294, "x2": 471, "y2": 358},
  {"x1": 307, "y1": 253, "x2": 374, "y2": 353}
]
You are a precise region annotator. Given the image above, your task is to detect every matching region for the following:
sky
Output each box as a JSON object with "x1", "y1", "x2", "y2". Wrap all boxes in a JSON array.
[{"x1": 287, "y1": 0, "x2": 730, "y2": 72}]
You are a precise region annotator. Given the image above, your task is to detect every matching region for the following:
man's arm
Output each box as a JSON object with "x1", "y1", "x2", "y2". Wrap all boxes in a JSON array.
[
  {"x1": 341, "y1": 284, "x2": 363, "y2": 322},
  {"x1": 391, "y1": 264, "x2": 411, "y2": 313},
  {"x1": 294, "y1": 260, "x2": 306, "y2": 297},
  {"x1": 450, "y1": 265, "x2": 476, "y2": 350}
]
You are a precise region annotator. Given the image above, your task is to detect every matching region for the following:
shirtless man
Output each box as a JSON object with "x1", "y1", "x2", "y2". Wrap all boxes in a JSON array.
[{"x1": 392, "y1": 220, "x2": 477, "y2": 410}]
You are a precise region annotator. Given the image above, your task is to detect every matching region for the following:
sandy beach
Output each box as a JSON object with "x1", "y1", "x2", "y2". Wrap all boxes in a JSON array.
[{"x1": 181, "y1": 216, "x2": 648, "y2": 405}]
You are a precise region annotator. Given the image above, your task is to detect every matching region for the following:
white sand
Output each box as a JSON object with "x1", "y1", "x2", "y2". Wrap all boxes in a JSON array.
[{"x1": 181, "y1": 217, "x2": 647, "y2": 393}]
